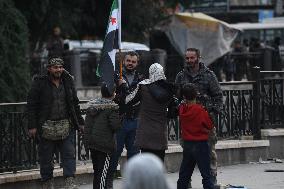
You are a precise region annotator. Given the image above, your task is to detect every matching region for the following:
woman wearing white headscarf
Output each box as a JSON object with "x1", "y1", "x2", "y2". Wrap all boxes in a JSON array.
[
  {"x1": 123, "y1": 153, "x2": 170, "y2": 189},
  {"x1": 124, "y1": 63, "x2": 175, "y2": 161}
]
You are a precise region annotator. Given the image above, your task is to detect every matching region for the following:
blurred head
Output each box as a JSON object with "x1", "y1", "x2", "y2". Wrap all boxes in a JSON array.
[
  {"x1": 47, "y1": 57, "x2": 64, "y2": 79},
  {"x1": 123, "y1": 51, "x2": 139, "y2": 72},
  {"x1": 182, "y1": 83, "x2": 198, "y2": 101},
  {"x1": 149, "y1": 63, "x2": 166, "y2": 82},
  {"x1": 53, "y1": 26, "x2": 61, "y2": 36},
  {"x1": 123, "y1": 153, "x2": 170, "y2": 189},
  {"x1": 185, "y1": 48, "x2": 200, "y2": 68},
  {"x1": 100, "y1": 82, "x2": 115, "y2": 98}
]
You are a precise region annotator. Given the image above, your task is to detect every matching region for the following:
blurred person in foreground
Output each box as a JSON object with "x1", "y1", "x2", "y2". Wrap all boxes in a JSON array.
[{"x1": 123, "y1": 153, "x2": 170, "y2": 189}]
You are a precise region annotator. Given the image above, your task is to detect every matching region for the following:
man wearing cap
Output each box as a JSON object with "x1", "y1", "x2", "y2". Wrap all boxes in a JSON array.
[{"x1": 27, "y1": 57, "x2": 84, "y2": 189}]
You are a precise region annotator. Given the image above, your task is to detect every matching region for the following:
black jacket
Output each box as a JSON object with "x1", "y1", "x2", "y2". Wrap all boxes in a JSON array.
[
  {"x1": 26, "y1": 71, "x2": 84, "y2": 130},
  {"x1": 125, "y1": 80, "x2": 175, "y2": 150},
  {"x1": 114, "y1": 70, "x2": 144, "y2": 118},
  {"x1": 84, "y1": 98, "x2": 121, "y2": 154}
]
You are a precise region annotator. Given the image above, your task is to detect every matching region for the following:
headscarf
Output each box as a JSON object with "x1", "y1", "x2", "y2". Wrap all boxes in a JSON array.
[
  {"x1": 126, "y1": 63, "x2": 166, "y2": 103},
  {"x1": 123, "y1": 153, "x2": 170, "y2": 189},
  {"x1": 140, "y1": 63, "x2": 166, "y2": 85}
]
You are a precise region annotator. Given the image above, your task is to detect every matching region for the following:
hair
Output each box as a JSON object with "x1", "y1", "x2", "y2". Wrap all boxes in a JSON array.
[
  {"x1": 123, "y1": 153, "x2": 170, "y2": 189},
  {"x1": 124, "y1": 51, "x2": 139, "y2": 61},
  {"x1": 100, "y1": 82, "x2": 115, "y2": 98},
  {"x1": 186, "y1": 48, "x2": 201, "y2": 58},
  {"x1": 182, "y1": 83, "x2": 198, "y2": 101}
]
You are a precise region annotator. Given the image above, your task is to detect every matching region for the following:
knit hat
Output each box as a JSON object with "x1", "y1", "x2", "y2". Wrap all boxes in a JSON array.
[{"x1": 47, "y1": 57, "x2": 64, "y2": 67}]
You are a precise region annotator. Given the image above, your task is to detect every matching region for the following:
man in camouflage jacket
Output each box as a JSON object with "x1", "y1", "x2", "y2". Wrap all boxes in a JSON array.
[{"x1": 175, "y1": 48, "x2": 223, "y2": 187}]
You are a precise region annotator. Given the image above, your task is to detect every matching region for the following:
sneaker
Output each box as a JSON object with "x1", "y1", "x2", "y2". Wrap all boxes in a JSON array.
[
  {"x1": 42, "y1": 179, "x2": 54, "y2": 189},
  {"x1": 64, "y1": 177, "x2": 78, "y2": 189}
]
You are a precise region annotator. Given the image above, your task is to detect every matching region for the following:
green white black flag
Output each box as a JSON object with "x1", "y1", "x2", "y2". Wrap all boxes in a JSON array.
[{"x1": 97, "y1": 0, "x2": 120, "y2": 93}]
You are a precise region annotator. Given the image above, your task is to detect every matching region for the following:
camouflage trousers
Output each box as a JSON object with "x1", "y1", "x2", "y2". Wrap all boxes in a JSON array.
[{"x1": 208, "y1": 127, "x2": 218, "y2": 180}]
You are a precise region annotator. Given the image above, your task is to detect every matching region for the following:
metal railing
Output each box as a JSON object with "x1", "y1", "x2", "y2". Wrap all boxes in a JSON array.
[
  {"x1": 1, "y1": 70, "x2": 284, "y2": 173},
  {"x1": 258, "y1": 71, "x2": 284, "y2": 129},
  {"x1": 218, "y1": 81, "x2": 255, "y2": 139},
  {"x1": 0, "y1": 103, "x2": 37, "y2": 173},
  {"x1": 0, "y1": 101, "x2": 182, "y2": 173}
]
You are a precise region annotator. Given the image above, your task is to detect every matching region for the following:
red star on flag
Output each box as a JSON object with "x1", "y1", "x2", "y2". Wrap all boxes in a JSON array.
[{"x1": 110, "y1": 17, "x2": 117, "y2": 25}]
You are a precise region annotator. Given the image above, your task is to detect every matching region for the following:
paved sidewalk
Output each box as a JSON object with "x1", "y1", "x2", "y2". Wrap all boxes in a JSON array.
[{"x1": 80, "y1": 161, "x2": 284, "y2": 189}]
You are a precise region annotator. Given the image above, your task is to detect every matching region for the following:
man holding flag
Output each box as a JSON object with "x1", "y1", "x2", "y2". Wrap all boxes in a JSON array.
[
  {"x1": 107, "y1": 51, "x2": 144, "y2": 188},
  {"x1": 96, "y1": 0, "x2": 143, "y2": 188}
]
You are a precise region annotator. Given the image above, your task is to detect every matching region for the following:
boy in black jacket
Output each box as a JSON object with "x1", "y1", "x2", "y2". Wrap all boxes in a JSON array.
[{"x1": 84, "y1": 83, "x2": 121, "y2": 189}]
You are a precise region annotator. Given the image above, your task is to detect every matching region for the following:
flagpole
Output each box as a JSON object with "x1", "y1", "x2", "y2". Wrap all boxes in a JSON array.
[
  {"x1": 119, "y1": 49, "x2": 122, "y2": 79},
  {"x1": 118, "y1": 0, "x2": 123, "y2": 79}
]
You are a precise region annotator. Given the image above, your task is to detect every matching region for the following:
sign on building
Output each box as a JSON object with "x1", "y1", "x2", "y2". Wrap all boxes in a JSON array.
[{"x1": 258, "y1": 10, "x2": 274, "y2": 23}]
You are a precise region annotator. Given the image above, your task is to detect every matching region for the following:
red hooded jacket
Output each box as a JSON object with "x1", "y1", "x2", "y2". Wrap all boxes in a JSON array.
[{"x1": 179, "y1": 103, "x2": 214, "y2": 141}]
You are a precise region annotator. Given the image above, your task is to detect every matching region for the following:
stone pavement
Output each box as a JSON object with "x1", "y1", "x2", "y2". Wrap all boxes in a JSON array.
[{"x1": 79, "y1": 161, "x2": 284, "y2": 189}]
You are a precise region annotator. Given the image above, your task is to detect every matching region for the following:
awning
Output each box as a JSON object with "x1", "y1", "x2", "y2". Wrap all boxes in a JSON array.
[{"x1": 162, "y1": 12, "x2": 240, "y2": 65}]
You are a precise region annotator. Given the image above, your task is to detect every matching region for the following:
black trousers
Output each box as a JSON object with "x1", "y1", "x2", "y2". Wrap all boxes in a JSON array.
[
  {"x1": 177, "y1": 141, "x2": 214, "y2": 189},
  {"x1": 90, "y1": 149, "x2": 110, "y2": 189},
  {"x1": 141, "y1": 148, "x2": 165, "y2": 162}
]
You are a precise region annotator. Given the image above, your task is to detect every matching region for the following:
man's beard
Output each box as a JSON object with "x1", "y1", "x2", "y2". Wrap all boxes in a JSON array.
[
  {"x1": 185, "y1": 61, "x2": 198, "y2": 70},
  {"x1": 51, "y1": 72, "x2": 62, "y2": 79},
  {"x1": 125, "y1": 66, "x2": 135, "y2": 73},
  {"x1": 184, "y1": 63, "x2": 194, "y2": 70}
]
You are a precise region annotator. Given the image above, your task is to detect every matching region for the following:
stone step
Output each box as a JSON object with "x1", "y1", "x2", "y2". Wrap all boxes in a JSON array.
[{"x1": 0, "y1": 139, "x2": 270, "y2": 188}]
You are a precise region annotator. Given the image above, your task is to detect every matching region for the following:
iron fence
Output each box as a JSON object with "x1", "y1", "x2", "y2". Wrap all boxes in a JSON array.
[
  {"x1": 218, "y1": 81, "x2": 255, "y2": 139},
  {"x1": 258, "y1": 71, "x2": 284, "y2": 129},
  {"x1": 0, "y1": 101, "x2": 182, "y2": 173},
  {"x1": 1, "y1": 71, "x2": 284, "y2": 173},
  {"x1": 0, "y1": 103, "x2": 37, "y2": 173}
]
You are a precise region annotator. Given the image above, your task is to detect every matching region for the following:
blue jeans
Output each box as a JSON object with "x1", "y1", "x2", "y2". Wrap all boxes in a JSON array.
[
  {"x1": 39, "y1": 130, "x2": 76, "y2": 181},
  {"x1": 177, "y1": 141, "x2": 214, "y2": 189},
  {"x1": 108, "y1": 118, "x2": 139, "y2": 176}
]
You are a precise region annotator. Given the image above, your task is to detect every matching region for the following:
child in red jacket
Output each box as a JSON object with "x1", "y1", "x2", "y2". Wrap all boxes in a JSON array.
[{"x1": 177, "y1": 83, "x2": 214, "y2": 189}]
